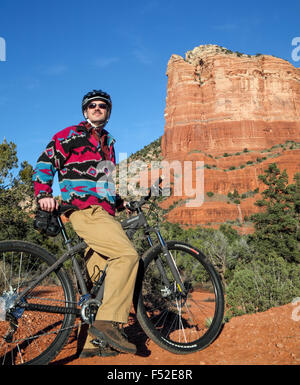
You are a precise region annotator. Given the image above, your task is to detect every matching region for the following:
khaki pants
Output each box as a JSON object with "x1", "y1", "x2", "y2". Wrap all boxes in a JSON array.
[{"x1": 69, "y1": 205, "x2": 139, "y2": 349}]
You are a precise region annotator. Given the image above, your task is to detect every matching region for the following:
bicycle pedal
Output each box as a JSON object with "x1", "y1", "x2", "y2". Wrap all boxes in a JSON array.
[
  {"x1": 91, "y1": 339, "x2": 120, "y2": 356},
  {"x1": 91, "y1": 338, "x2": 107, "y2": 348}
]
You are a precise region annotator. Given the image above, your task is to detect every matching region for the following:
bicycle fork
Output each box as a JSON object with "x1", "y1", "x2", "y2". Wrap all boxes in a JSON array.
[{"x1": 148, "y1": 229, "x2": 187, "y2": 297}]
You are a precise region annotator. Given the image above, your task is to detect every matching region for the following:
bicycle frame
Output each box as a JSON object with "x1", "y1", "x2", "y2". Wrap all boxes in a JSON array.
[{"x1": 14, "y1": 205, "x2": 187, "y2": 315}]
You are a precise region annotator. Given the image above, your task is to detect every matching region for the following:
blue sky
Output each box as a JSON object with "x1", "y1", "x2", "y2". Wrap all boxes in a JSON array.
[{"x1": 0, "y1": 0, "x2": 299, "y2": 193}]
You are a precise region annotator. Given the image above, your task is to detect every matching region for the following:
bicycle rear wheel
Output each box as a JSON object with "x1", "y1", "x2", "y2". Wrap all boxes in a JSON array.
[
  {"x1": 0, "y1": 240, "x2": 76, "y2": 365},
  {"x1": 136, "y1": 241, "x2": 224, "y2": 354}
]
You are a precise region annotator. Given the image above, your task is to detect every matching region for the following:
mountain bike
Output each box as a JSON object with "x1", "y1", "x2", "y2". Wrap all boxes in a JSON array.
[{"x1": 0, "y1": 178, "x2": 224, "y2": 365}]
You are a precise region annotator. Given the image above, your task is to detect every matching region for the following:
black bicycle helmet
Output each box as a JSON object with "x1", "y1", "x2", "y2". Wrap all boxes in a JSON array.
[{"x1": 82, "y1": 89, "x2": 112, "y2": 114}]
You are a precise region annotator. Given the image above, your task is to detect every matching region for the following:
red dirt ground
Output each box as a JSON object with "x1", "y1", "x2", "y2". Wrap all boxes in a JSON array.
[{"x1": 51, "y1": 302, "x2": 300, "y2": 366}]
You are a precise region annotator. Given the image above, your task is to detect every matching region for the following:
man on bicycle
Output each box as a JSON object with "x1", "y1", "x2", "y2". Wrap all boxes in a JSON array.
[{"x1": 33, "y1": 89, "x2": 139, "y2": 358}]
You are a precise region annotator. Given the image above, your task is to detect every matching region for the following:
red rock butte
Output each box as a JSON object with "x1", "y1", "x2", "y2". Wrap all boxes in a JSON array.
[{"x1": 160, "y1": 44, "x2": 300, "y2": 233}]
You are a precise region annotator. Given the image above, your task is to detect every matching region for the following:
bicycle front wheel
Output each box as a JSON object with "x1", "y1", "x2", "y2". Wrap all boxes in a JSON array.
[
  {"x1": 136, "y1": 241, "x2": 224, "y2": 354},
  {"x1": 0, "y1": 240, "x2": 76, "y2": 365}
]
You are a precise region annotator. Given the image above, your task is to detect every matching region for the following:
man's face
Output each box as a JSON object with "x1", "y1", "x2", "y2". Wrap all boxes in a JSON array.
[{"x1": 85, "y1": 98, "x2": 108, "y2": 125}]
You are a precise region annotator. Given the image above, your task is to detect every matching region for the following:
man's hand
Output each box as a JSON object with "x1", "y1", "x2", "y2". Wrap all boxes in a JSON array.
[
  {"x1": 123, "y1": 200, "x2": 132, "y2": 216},
  {"x1": 38, "y1": 197, "x2": 59, "y2": 212}
]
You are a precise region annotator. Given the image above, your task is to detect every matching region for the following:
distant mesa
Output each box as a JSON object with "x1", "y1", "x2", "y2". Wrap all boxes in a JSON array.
[{"x1": 160, "y1": 44, "x2": 300, "y2": 233}]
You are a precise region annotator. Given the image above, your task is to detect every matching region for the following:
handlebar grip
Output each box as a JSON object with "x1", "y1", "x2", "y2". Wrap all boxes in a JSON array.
[{"x1": 125, "y1": 201, "x2": 137, "y2": 211}]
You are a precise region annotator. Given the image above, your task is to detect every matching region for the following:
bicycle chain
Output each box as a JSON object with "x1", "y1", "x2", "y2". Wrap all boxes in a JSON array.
[
  {"x1": 9, "y1": 295, "x2": 86, "y2": 344},
  {"x1": 11, "y1": 320, "x2": 89, "y2": 344}
]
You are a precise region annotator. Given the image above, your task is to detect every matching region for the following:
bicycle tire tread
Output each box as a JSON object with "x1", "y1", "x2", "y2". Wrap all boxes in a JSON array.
[
  {"x1": 0, "y1": 240, "x2": 76, "y2": 365},
  {"x1": 136, "y1": 240, "x2": 224, "y2": 354}
]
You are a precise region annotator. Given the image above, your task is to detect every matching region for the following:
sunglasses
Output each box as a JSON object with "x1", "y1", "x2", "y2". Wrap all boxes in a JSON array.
[{"x1": 88, "y1": 102, "x2": 108, "y2": 110}]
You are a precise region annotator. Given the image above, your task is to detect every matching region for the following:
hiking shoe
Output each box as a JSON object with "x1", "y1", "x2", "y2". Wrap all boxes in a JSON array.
[
  {"x1": 79, "y1": 346, "x2": 119, "y2": 358},
  {"x1": 99, "y1": 345, "x2": 120, "y2": 357},
  {"x1": 89, "y1": 320, "x2": 137, "y2": 354},
  {"x1": 79, "y1": 348, "x2": 100, "y2": 358}
]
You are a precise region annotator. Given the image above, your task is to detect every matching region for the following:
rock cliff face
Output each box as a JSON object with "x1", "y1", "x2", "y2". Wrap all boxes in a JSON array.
[{"x1": 161, "y1": 45, "x2": 300, "y2": 232}]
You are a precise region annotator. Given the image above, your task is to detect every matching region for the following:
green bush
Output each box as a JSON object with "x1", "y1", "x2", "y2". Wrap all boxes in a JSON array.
[{"x1": 226, "y1": 253, "x2": 300, "y2": 317}]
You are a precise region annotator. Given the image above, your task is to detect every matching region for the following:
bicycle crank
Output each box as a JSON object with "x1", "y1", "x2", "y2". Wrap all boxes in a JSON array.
[{"x1": 80, "y1": 298, "x2": 101, "y2": 324}]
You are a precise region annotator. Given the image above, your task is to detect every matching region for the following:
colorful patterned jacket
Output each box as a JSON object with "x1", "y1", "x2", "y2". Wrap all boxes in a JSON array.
[{"x1": 32, "y1": 121, "x2": 123, "y2": 216}]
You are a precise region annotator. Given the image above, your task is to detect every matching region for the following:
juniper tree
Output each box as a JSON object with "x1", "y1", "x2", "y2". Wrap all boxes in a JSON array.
[
  {"x1": 0, "y1": 139, "x2": 34, "y2": 240},
  {"x1": 0, "y1": 139, "x2": 72, "y2": 255},
  {"x1": 250, "y1": 163, "x2": 300, "y2": 262}
]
